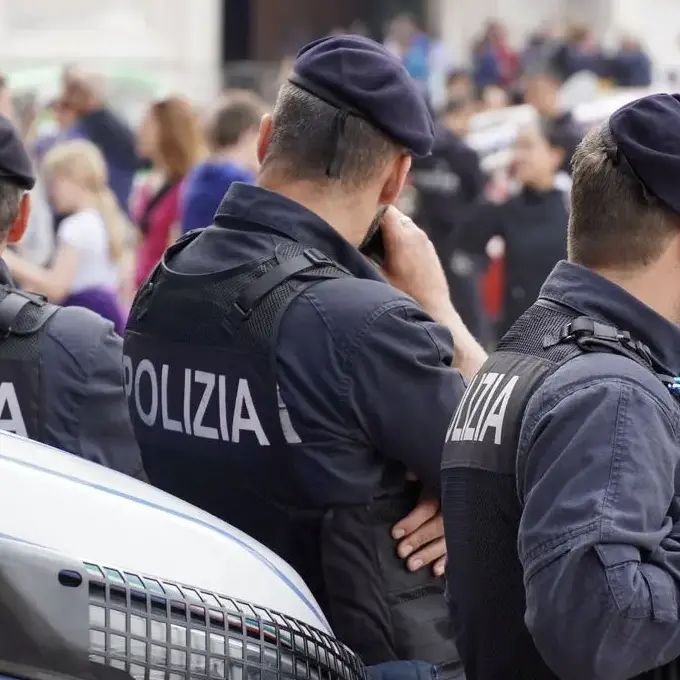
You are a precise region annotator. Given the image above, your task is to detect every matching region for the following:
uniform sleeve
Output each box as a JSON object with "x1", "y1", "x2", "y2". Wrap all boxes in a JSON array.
[
  {"x1": 458, "y1": 149, "x2": 487, "y2": 204},
  {"x1": 43, "y1": 311, "x2": 146, "y2": 481},
  {"x1": 518, "y1": 375, "x2": 680, "y2": 680},
  {"x1": 76, "y1": 325, "x2": 147, "y2": 481},
  {"x1": 347, "y1": 303, "x2": 466, "y2": 493}
]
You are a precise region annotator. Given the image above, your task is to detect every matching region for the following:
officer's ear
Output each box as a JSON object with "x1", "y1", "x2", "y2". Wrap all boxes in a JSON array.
[
  {"x1": 378, "y1": 153, "x2": 412, "y2": 206},
  {"x1": 8, "y1": 192, "x2": 30, "y2": 244},
  {"x1": 256, "y1": 114, "x2": 273, "y2": 166}
]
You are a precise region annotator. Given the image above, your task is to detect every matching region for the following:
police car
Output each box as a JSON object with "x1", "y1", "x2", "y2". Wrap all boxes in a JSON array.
[{"x1": 0, "y1": 431, "x2": 365, "y2": 680}]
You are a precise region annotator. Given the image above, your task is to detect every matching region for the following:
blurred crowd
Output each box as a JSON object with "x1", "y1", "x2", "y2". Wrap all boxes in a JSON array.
[
  {"x1": 0, "y1": 67, "x2": 267, "y2": 336},
  {"x1": 0, "y1": 14, "x2": 656, "y2": 348},
  {"x1": 325, "y1": 15, "x2": 653, "y2": 112}
]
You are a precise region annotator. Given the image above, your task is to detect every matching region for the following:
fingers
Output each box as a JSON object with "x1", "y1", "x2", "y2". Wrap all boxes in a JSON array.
[
  {"x1": 432, "y1": 554, "x2": 447, "y2": 578},
  {"x1": 405, "y1": 538, "x2": 447, "y2": 574},
  {"x1": 391, "y1": 496, "x2": 439, "y2": 541},
  {"x1": 396, "y1": 513, "x2": 444, "y2": 557}
]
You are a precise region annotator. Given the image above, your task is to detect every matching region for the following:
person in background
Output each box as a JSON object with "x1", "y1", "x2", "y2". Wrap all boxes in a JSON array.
[
  {"x1": 0, "y1": 83, "x2": 58, "y2": 268},
  {"x1": 384, "y1": 14, "x2": 431, "y2": 92},
  {"x1": 59, "y1": 67, "x2": 139, "y2": 213},
  {"x1": 553, "y1": 24, "x2": 603, "y2": 81},
  {"x1": 486, "y1": 20, "x2": 519, "y2": 87},
  {"x1": 181, "y1": 91, "x2": 265, "y2": 234},
  {"x1": 384, "y1": 14, "x2": 451, "y2": 107},
  {"x1": 472, "y1": 34, "x2": 502, "y2": 92},
  {"x1": 479, "y1": 85, "x2": 509, "y2": 111},
  {"x1": 611, "y1": 34, "x2": 653, "y2": 87},
  {"x1": 520, "y1": 21, "x2": 562, "y2": 76},
  {"x1": 132, "y1": 96, "x2": 204, "y2": 287},
  {"x1": 523, "y1": 64, "x2": 584, "y2": 173},
  {"x1": 4, "y1": 140, "x2": 128, "y2": 334},
  {"x1": 33, "y1": 97, "x2": 78, "y2": 164},
  {"x1": 458, "y1": 119, "x2": 569, "y2": 338},
  {"x1": 411, "y1": 97, "x2": 488, "y2": 343},
  {"x1": 446, "y1": 70, "x2": 474, "y2": 102}
]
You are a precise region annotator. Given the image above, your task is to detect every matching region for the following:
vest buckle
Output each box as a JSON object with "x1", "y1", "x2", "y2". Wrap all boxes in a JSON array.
[
  {"x1": 303, "y1": 248, "x2": 332, "y2": 266},
  {"x1": 232, "y1": 301, "x2": 251, "y2": 321}
]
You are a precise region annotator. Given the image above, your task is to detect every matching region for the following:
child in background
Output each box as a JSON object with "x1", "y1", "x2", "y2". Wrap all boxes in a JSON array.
[
  {"x1": 4, "y1": 139, "x2": 128, "y2": 334},
  {"x1": 180, "y1": 91, "x2": 266, "y2": 233}
]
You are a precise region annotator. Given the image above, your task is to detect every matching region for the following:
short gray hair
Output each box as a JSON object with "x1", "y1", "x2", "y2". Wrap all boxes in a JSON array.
[
  {"x1": 0, "y1": 179, "x2": 23, "y2": 241},
  {"x1": 261, "y1": 83, "x2": 401, "y2": 189}
]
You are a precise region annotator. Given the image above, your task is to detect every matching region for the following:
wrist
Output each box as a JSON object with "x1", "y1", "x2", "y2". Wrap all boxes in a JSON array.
[{"x1": 430, "y1": 302, "x2": 488, "y2": 380}]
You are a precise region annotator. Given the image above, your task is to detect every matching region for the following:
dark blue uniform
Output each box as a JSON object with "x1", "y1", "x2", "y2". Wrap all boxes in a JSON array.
[
  {"x1": 0, "y1": 114, "x2": 144, "y2": 480},
  {"x1": 125, "y1": 35, "x2": 465, "y2": 674},
  {"x1": 442, "y1": 94, "x2": 680, "y2": 680},
  {"x1": 518, "y1": 262, "x2": 680, "y2": 679},
  {"x1": 165, "y1": 182, "x2": 463, "y2": 496}
]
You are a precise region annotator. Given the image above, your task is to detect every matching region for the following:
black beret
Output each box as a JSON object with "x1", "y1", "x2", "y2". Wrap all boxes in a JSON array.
[
  {"x1": 290, "y1": 35, "x2": 435, "y2": 157},
  {"x1": 0, "y1": 115, "x2": 34, "y2": 190},
  {"x1": 608, "y1": 94, "x2": 680, "y2": 214}
]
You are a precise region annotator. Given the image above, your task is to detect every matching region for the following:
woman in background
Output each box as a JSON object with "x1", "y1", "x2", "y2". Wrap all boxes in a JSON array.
[
  {"x1": 458, "y1": 119, "x2": 570, "y2": 339},
  {"x1": 4, "y1": 139, "x2": 129, "y2": 334},
  {"x1": 132, "y1": 96, "x2": 204, "y2": 288}
]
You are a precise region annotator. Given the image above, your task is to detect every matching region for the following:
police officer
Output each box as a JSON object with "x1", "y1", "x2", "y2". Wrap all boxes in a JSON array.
[
  {"x1": 442, "y1": 93, "x2": 680, "y2": 679},
  {"x1": 0, "y1": 115, "x2": 144, "y2": 480},
  {"x1": 409, "y1": 98, "x2": 487, "y2": 342},
  {"x1": 124, "y1": 35, "x2": 485, "y2": 676}
]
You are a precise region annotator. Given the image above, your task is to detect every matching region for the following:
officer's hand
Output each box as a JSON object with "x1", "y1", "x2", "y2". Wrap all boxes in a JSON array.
[
  {"x1": 380, "y1": 206, "x2": 451, "y2": 319},
  {"x1": 392, "y1": 496, "x2": 446, "y2": 577}
]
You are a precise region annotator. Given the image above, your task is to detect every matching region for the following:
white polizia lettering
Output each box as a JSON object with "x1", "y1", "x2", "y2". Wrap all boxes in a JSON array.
[
  {"x1": 123, "y1": 356, "x2": 270, "y2": 446},
  {"x1": 446, "y1": 371, "x2": 520, "y2": 445},
  {"x1": 0, "y1": 382, "x2": 27, "y2": 437}
]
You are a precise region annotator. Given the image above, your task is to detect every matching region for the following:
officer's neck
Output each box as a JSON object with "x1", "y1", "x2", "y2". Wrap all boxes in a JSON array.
[
  {"x1": 595, "y1": 262, "x2": 680, "y2": 325},
  {"x1": 257, "y1": 178, "x2": 371, "y2": 247}
]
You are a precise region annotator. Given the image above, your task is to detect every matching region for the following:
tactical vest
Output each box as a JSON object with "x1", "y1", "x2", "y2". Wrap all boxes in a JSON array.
[
  {"x1": 441, "y1": 298, "x2": 680, "y2": 680},
  {"x1": 125, "y1": 231, "x2": 460, "y2": 677},
  {"x1": 0, "y1": 285, "x2": 58, "y2": 441}
]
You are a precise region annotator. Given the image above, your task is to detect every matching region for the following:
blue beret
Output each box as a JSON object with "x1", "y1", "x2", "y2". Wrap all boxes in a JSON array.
[
  {"x1": 290, "y1": 35, "x2": 434, "y2": 157},
  {"x1": 608, "y1": 94, "x2": 680, "y2": 214},
  {"x1": 0, "y1": 115, "x2": 34, "y2": 191}
]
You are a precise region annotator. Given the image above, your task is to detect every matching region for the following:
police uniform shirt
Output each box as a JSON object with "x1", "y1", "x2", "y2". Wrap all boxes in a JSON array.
[
  {"x1": 500, "y1": 262, "x2": 680, "y2": 678},
  {"x1": 0, "y1": 259, "x2": 145, "y2": 480},
  {"x1": 165, "y1": 182, "x2": 464, "y2": 502},
  {"x1": 410, "y1": 124, "x2": 486, "y2": 253}
]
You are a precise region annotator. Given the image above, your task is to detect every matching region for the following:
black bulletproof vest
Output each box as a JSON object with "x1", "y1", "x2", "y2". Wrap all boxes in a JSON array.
[
  {"x1": 441, "y1": 299, "x2": 680, "y2": 680},
  {"x1": 125, "y1": 232, "x2": 460, "y2": 676},
  {"x1": 0, "y1": 285, "x2": 58, "y2": 441}
]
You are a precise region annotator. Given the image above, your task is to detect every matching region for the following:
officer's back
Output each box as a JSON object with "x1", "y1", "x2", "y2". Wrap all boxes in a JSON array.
[
  {"x1": 125, "y1": 35, "x2": 479, "y2": 676},
  {"x1": 442, "y1": 94, "x2": 680, "y2": 679},
  {"x1": 0, "y1": 115, "x2": 144, "y2": 480}
]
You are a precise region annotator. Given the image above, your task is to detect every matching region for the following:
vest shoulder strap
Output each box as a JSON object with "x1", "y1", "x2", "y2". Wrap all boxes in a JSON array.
[
  {"x1": 0, "y1": 286, "x2": 59, "y2": 339},
  {"x1": 537, "y1": 298, "x2": 678, "y2": 391},
  {"x1": 512, "y1": 298, "x2": 680, "y2": 502},
  {"x1": 230, "y1": 248, "x2": 350, "y2": 324}
]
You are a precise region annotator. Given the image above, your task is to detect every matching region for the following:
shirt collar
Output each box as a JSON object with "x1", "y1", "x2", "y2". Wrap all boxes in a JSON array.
[
  {"x1": 540, "y1": 260, "x2": 680, "y2": 372},
  {"x1": 215, "y1": 182, "x2": 383, "y2": 280}
]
